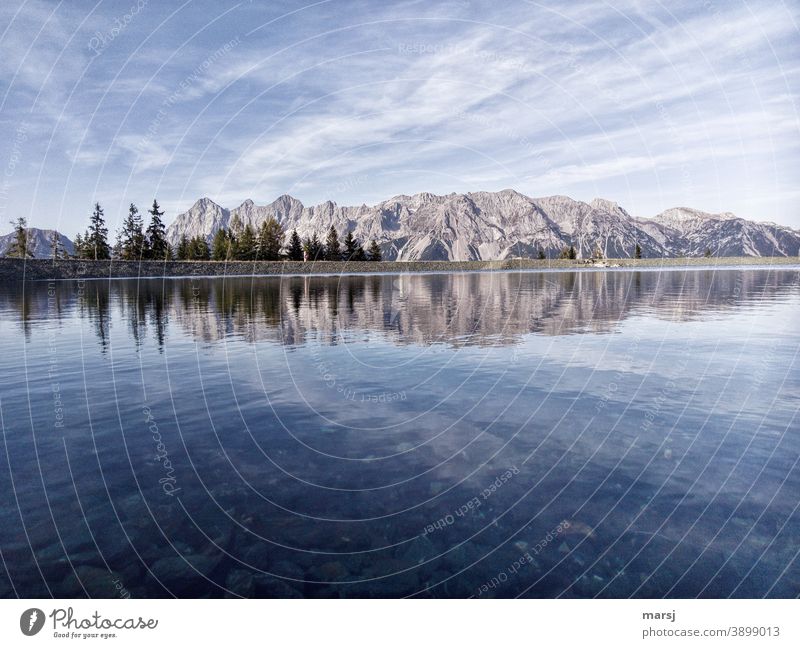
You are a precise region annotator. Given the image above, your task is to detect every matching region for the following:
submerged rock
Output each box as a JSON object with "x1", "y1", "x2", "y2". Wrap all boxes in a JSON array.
[
  {"x1": 270, "y1": 560, "x2": 305, "y2": 581},
  {"x1": 311, "y1": 561, "x2": 349, "y2": 581},
  {"x1": 225, "y1": 569, "x2": 255, "y2": 597},
  {"x1": 562, "y1": 520, "x2": 595, "y2": 539},
  {"x1": 400, "y1": 534, "x2": 437, "y2": 566},
  {"x1": 148, "y1": 554, "x2": 220, "y2": 596},
  {"x1": 0, "y1": 577, "x2": 14, "y2": 597},
  {"x1": 253, "y1": 575, "x2": 304, "y2": 598},
  {"x1": 59, "y1": 566, "x2": 125, "y2": 598}
]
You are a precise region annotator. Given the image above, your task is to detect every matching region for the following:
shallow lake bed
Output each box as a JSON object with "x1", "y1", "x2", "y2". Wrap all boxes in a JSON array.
[{"x1": 1, "y1": 267, "x2": 798, "y2": 598}]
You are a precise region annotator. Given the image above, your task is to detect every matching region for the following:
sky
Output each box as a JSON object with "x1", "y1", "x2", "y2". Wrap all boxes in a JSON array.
[{"x1": 0, "y1": 0, "x2": 798, "y2": 236}]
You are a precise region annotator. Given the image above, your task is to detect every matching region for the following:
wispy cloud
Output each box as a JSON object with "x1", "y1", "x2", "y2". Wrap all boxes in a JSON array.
[{"x1": 0, "y1": 0, "x2": 797, "y2": 232}]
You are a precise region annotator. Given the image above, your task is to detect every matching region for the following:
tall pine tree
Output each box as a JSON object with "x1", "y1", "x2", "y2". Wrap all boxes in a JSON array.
[
  {"x1": 85, "y1": 203, "x2": 110, "y2": 260},
  {"x1": 212, "y1": 228, "x2": 233, "y2": 261},
  {"x1": 325, "y1": 225, "x2": 341, "y2": 260},
  {"x1": 145, "y1": 199, "x2": 171, "y2": 260},
  {"x1": 188, "y1": 236, "x2": 210, "y2": 260},
  {"x1": 236, "y1": 224, "x2": 257, "y2": 260},
  {"x1": 287, "y1": 229, "x2": 303, "y2": 261},
  {"x1": 118, "y1": 203, "x2": 144, "y2": 260},
  {"x1": 176, "y1": 234, "x2": 190, "y2": 260},
  {"x1": 256, "y1": 218, "x2": 284, "y2": 260},
  {"x1": 73, "y1": 232, "x2": 84, "y2": 259},
  {"x1": 6, "y1": 217, "x2": 33, "y2": 258},
  {"x1": 367, "y1": 240, "x2": 382, "y2": 262},
  {"x1": 353, "y1": 241, "x2": 366, "y2": 261},
  {"x1": 50, "y1": 230, "x2": 66, "y2": 259},
  {"x1": 343, "y1": 231, "x2": 358, "y2": 260},
  {"x1": 303, "y1": 233, "x2": 323, "y2": 260}
]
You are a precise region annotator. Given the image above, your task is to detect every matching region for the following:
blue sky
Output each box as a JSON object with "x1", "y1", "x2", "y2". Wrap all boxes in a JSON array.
[{"x1": 0, "y1": 0, "x2": 798, "y2": 236}]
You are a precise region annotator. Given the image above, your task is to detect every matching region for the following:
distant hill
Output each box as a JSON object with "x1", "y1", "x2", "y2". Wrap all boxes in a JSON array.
[{"x1": 0, "y1": 228, "x2": 74, "y2": 258}]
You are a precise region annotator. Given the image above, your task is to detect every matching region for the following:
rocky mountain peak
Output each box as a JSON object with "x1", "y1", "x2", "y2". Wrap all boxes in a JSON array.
[
  {"x1": 590, "y1": 198, "x2": 632, "y2": 219},
  {"x1": 159, "y1": 189, "x2": 799, "y2": 261},
  {"x1": 192, "y1": 196, "x2": 222, "y2": 209}
]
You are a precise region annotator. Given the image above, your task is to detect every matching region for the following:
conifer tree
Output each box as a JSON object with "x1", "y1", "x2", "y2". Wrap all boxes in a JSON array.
[
  {"x1": 188, "y1": 236, "x2": 210, "y2": 260},
  {"x1": 256, "y1": 218, "x2": 284, "y2": 260},
  {"x1": 176, "y1": 234, "x2": 190, "y2": 260},
  {"x1": 353, "y1": 242, "x2": 366, "y2": 262},
  {"x1": 112, "y1": 230, "x2": 122, "y2": 259},
  {"x1": 6, "y1": 217, "x2": 33, "y2": 258},
  {"x1": 367, "y1": 240, "x2": 382, "y2": 262},
  {"x1": 118, "y1": 203, "x2": 144, "y2": 260},
  {"x1": 325, "y1": 225, "x2": 341, "y2": 260},
  {"x1": 537, "y1": 248, "x2": 546, "y2": 260},
  {"x1": 85, "y1": 203, "x2": 110, "y2": 260},
  {"x1": 568, "y1": 245, "x2": 577, "y2": 260},
  {"x1": 311, "y1": 232, "x2": 323, "y2": 260},
  {"x1": 303, "y1": 233, "x2": 323, "y2": 260},
  {"x1": 50, "y1": 230, "x2": 66, "y2": 259},
  {"x1": 237, "y1": 224, "x2": 257, "y2": 260},
  {"x1": 343, "y1": 231, "x2": 358, "y2": 260},
  {"x1": 73, "y1": 232, "x2": 84, "y2": 258},
  {"x1": 634, "y1": 243, "x2": 642, "y2": 259},
  {"x1": 212, "y1": 228, "x2": 233, "y2": 261},
  {"x1": 287, "y1": 229, "x2": 303, "y2": 261},
  {"x1": 145, "y1": 199, "x2": 170, "y2": 260}
]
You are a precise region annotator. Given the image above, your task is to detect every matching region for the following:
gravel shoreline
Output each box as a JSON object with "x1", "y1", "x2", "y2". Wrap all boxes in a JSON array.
[{"x1": 1, "y1": 256, "x2": 799, "y2": 281}]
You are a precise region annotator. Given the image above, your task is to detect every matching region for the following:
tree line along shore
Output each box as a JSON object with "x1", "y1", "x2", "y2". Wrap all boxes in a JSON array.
[
  {"x1": 4, "y1": 202, "x2": 799, "y2": 278},
  {"x1": 4, "y1": 200, "x2": 383, "y2": 263}
]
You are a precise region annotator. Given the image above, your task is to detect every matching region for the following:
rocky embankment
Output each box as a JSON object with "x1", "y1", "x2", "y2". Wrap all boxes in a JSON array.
[{"x1": 1, "y1": 256, "x2": 798, "y2": 281}]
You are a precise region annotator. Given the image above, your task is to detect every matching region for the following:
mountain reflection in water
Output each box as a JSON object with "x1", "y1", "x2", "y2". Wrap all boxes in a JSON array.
[
  {"x1": 3, "y1": 268, "x2": 797, "y2": 348},
  {"x1": 0, "y1": 267, "x2": 798, "y2": 598}
]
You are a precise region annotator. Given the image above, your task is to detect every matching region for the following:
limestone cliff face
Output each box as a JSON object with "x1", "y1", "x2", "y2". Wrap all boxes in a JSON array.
[{"x1": 159, "y1": 190, "x2": 800, "y2": 260}]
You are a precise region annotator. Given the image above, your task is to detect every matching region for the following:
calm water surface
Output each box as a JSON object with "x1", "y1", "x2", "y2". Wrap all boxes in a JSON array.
[{"x1": 0, "y1": 268, "x2": 798, "y2": 598}]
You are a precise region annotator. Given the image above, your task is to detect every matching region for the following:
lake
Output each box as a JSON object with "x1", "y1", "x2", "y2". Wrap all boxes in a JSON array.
[{"x1": 0, "y1": 267, "x2": 798, "y2": 598}]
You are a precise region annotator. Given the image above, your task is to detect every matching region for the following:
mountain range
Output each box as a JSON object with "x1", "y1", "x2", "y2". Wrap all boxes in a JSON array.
[
  {"x1": 2, "y1": 190, "x2": 799, "y2": 260},
  {"x1": 164, "y1": 190, "x2": 800, "y2": 260}
]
